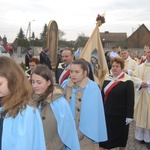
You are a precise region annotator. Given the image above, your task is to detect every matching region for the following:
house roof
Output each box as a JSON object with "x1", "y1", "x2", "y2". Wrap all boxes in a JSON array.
[
  {"x1": 124, "y1": 24, "x2": 150, "y2": 41},
  {"x1": 100, "y1": 32, "x2": 127, "y2": 42},
  {"x1": 121, "y1": 24, "x2": 150, "y2": 48}
]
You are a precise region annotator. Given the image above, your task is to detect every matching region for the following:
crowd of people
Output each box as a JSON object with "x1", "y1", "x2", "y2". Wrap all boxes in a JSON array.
[
  {"x1": 0, "y1": 46, "x2": 149, "y2": 150},
  {"x1": 104, "y1": 47, "x2": 150, "y2": 149}
]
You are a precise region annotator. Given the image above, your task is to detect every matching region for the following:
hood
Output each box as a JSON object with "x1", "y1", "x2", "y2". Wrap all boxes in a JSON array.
[{"x1": 46, "y1": 84, "x2": 65, "y2": 103}]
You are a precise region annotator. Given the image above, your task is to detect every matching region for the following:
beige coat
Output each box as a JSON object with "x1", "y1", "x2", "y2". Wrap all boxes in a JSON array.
[
  {"x1": 64, "y1": 77, "x2": 96, "y2": 150},
  {"x1": 40, "y1": 85, "x2": 66, "y2": 150}
]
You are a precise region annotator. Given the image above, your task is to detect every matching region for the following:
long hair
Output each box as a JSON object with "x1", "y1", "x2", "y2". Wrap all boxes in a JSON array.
[
  {"x1": 0, "y1": 56, "x2": 34, "y2": 117},
  {"x1": 31, "y1": 65, "x2": 54, "y2": 106}
]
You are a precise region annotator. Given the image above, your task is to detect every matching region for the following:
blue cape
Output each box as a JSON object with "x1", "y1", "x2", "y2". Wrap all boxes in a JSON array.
[
  {"x1": 50, "y1": 97, "x2": 80, "y2": 150},
  {"x1": 62, "y1": 79, "x2": 108, "y2": 142},
  {"x1": 1, "y1": 105, "x2": 46, "y2": 150}
]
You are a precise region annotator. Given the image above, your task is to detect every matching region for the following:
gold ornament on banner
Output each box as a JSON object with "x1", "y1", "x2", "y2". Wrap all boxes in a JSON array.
[
  {"x1": 96, "y1": 13, "x2": 105, "y2": 27},
  {"x1": 144, "y1": 45, "x2": 149, "y2": 52}
]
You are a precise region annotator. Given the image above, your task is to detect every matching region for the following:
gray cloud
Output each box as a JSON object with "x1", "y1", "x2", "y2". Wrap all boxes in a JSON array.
[{"x1": 0, "y1": 0, "x2": 150, "y2": 42}]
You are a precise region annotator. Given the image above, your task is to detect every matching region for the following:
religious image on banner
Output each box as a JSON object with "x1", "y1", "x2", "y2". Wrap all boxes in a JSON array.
[
  {"x1": 79, "y1": 13, "x2": 108, "y2": 88},
  {"x1": 90, "y1": 49, "x2": 101, "y2": 77}
]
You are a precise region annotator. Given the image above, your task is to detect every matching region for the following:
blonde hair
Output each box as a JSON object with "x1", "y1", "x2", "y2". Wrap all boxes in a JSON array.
[{"x1": 0, "y1": 56, "x2": 35, "y2": 117}]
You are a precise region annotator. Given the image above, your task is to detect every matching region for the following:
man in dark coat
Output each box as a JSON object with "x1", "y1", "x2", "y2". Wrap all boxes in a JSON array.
[
  {"x1": 55, "y1": 49, "x2": 74, "y2": 84},
  {"x1": 25, "y1": 47, "x2": 32, "y2": 70},
  {"x1": 42, "y1": 49, "x2": 52, "y2": 70},
  {"x1": 39, "y1": 47, "x2": 45, "y2": 64}
]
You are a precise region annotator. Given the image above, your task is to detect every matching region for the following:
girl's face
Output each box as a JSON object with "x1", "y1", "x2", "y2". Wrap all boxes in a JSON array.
[
  {"x1": 111, "y1": 62, "x2": 122, "y2": 77},
  {"x1": 31, "y1": 73, "x2": 51, "y2": 95},
  {"x1": 29, "y1": 62, "x2": 38, "y2": 72},
  {"x1": 0, "y1": 76, "x2": 10, "y2": 97},
  {"x1": 70, "y1": 64, "x2": 87, "y2": 83}
]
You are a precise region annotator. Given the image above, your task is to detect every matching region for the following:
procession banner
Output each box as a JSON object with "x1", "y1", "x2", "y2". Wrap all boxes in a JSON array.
[
  {"x1": 47, "y1": 20, "x2": 58, "y2": 69},
  {"x1": 79, "y1": 18, "x2": 108, "y2": 88}
]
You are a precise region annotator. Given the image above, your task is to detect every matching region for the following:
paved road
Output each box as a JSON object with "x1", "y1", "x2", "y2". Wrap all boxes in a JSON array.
[
  {"x1": 95, "y1": 121, "x2": 149, "y2": 150},
  {"x1": 12, "y1": 53, "x2": 25, "y2": 64},
  {"x1": 126, "y1": 121, "x2": 149, "y2": 150}
]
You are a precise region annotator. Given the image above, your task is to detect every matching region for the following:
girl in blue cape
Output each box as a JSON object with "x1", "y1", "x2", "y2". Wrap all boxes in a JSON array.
[
  {"x1": 0, "y1": 56, "x2": 46, "y2": 150},
  {"x1": 61, "y1": 58, "x2": 107, "y2": 150},
  {"x1": 31, "y1": 65, "x2": 80, "y2": 150}
]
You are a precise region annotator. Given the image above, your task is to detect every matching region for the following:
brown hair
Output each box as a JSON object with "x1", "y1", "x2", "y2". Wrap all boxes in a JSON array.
[
  {"x1": 105, "y1": 51, "x2": 110, "y2": 56},
  {"x1": 29, "y1": 57, "x2": 40, "y2": 65},
  {"x1": 0, "y1": 56, "x2": 35, "y2": 117},
  {"x1": 31, "y1": 65, "x2": 54, "y2": 106},
  {"x1": 62, "y1": 49, "x2": 74, "y2": 56},
  {"x1": 71, "y1": 58, "x2": 88, "y2": 74},
  {"x1": 110, "y1": 57, "x2": 124, "y2": 69}
]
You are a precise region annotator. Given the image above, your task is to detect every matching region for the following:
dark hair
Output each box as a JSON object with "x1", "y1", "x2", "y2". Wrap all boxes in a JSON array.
[
  {"x1": 44, "y1": 49, "x2": 49, "y2": 53},
  {"x1": 31, "y1": 65, "x2": 54, "y2": 105},
  {"x1": 105, "y1": 51, "x2": 110, "y2": 56},
  {"x1": 62, "y1": 49, "x2": 74, "y2": 56},
  {"x1": 110, "y1": 57, "x2": 124, "y2": 69},
  {"x1": 29, "y1": 57, "x2": 40, "y2": 65},
  {"x1": 71, "y1": 58, "x2": 88, "y2": 73}
]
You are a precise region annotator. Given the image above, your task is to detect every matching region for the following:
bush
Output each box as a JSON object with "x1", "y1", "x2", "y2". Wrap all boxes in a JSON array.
[{"x1": 19, "y1": 61, "x2": 26, "y2": 71}]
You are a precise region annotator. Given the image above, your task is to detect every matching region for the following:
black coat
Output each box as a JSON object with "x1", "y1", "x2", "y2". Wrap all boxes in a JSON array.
[
  {"x1": 40, "y1": 52, "x2": 52, "y2": 70},
  {"x1": 99, "y1": 79, "x2": 134, "y2": 149},
  {"x1": 55, "y1": 63, "x2": 68, "y2": 84},
  {"x1": 25, "y1": 53, "x2": 32, "y2": 69},
  {"x1": 105, "y1": 56, "x2": 111, "y2": 71},
  {"x1": 39, "y1": 51, "x2": 45, "y2": 64},
  {"x1": 102, "y1": 80, "x2": 134, "y2": 118}
]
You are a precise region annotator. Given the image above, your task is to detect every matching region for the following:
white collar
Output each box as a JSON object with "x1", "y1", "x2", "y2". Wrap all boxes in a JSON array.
[{"x1": 113, "y1": 71, "x2": 124, "y2": 81}]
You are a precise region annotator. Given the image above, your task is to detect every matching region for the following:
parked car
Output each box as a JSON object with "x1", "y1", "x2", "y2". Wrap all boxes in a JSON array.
[{"x1": 0, "y1": 46, "x2": 10, "y2": 57}]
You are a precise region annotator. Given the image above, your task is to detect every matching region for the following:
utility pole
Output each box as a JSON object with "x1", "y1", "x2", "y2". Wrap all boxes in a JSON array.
[
  {"x1": 26, "y1": 20, "x2": 35, "y2": 47},
  {"x1": 26, "y1": 22, "x2": 31, "y2": 41}
]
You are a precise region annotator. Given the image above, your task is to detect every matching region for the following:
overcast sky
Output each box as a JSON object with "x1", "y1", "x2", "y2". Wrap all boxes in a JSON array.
[{"x1": 0, "y1": 0, "x2": 150, "y2": 43}]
